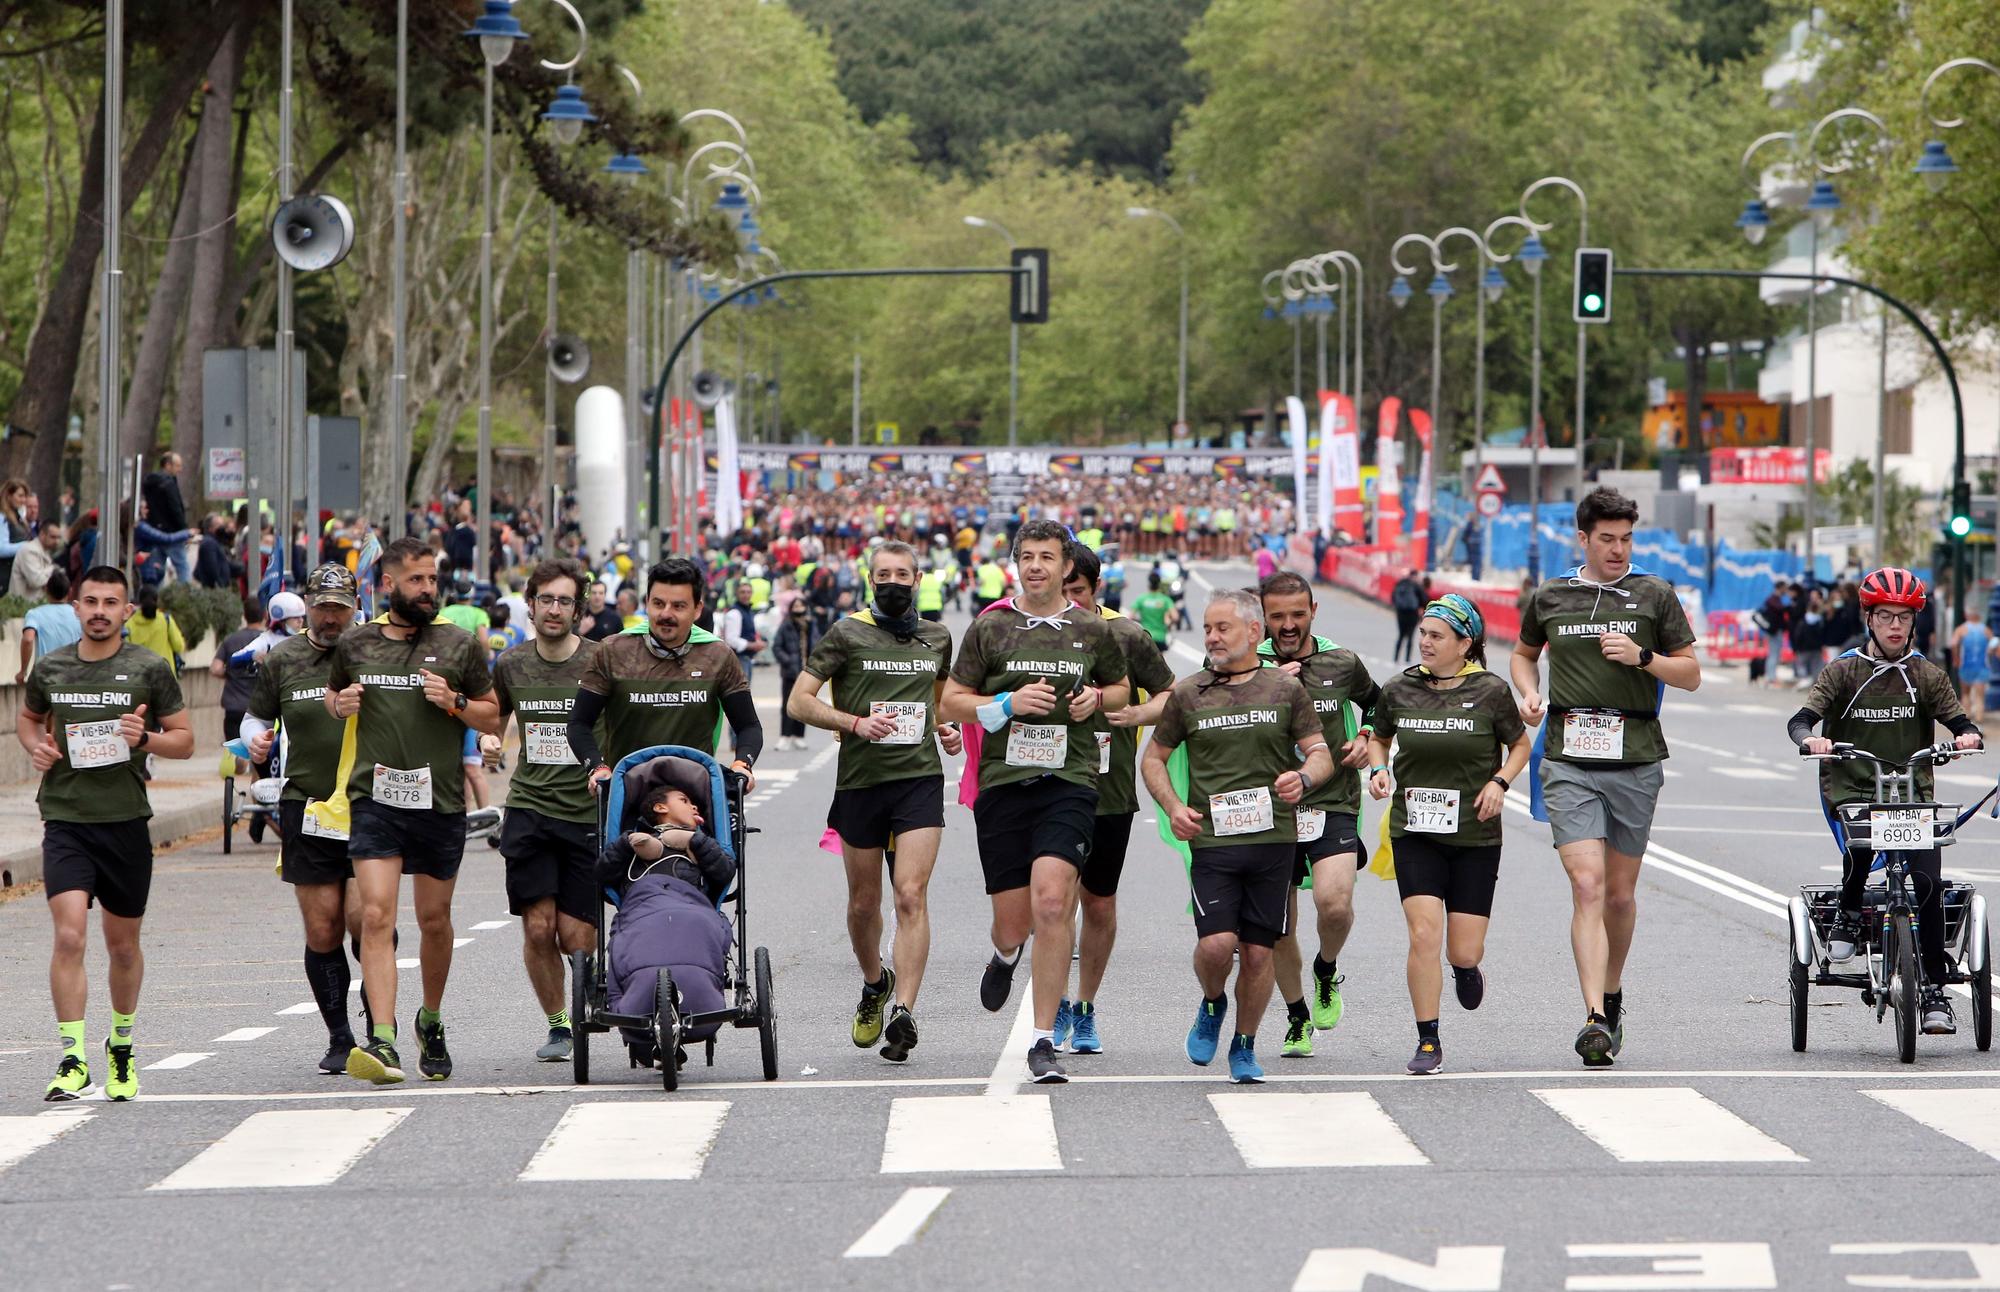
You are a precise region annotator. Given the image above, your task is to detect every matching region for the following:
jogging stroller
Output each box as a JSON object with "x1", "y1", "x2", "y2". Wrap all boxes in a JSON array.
[{"x1": 569, "y1": 744, "x2": 777, "y2": 1091}]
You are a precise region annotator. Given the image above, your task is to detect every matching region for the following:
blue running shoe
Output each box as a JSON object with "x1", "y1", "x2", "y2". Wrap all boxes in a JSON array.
[
  {"x1": 1227, "y1": 1034, "x2": 1264, "y2": 1084},
  {"x1": 1051, "y1": 998, "x2": 1074, "y2": 1052},
  {"x1": 1186, "y1": 997, "x2": 1227, "y2": 1066},
  {"x1": 1068, "y1": 1002, "x2": 1101, "y2": 1054}
]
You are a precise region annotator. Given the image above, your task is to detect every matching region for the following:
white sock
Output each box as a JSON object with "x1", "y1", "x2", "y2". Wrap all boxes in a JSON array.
[
  {"x1": 994, "y1": 942, "x2": 1023, "y2": 966},
  {"x1": 1032, "y1": 1028, "x2": 1054, "y2": 1046}
]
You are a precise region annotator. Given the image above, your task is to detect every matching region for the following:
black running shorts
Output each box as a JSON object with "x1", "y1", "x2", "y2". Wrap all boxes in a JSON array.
[
  {"x1": 972, "y1": 777, "x2": 1097, "y2": 895},
  {"x1": 1291, "y1": 810, "x2": 1366, "y2": 886},
  {"x1": 278, "y1": 799, "x2": 354, "y2": 887},
  {"x1": 1391, "y1": 834, "x2": 1501, "y2": 918},
  {"x1": 827, "y1": 775, "x2": 946, "y2": 851},
  {"x1": 42, "y1": 819, "x2": 154, "y2": 918},
  {"x1": 498, "y1": 805, "x2": 600, "y2": 924},
  {"x1": 1081, "y1": 811, "x2": 1135, "y2": 898},
  {"x1": 347, "y1": 797, "x2": 468, "y2": 880},
  {"x1": 1190, "y1": 842, "x2": 1293, "y2": 948}
]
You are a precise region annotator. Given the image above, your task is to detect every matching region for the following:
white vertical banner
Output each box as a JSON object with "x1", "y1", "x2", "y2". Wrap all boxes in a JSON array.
[
  {"x1": 1316, "y1": 397, "x2": 1338, "y2": 539},
  {"x1": 1286, "y1": 395, "x2": 1309, "y2": 535},
  {"x1": 714, "y1": 394, "x2": 743, "y2": 539}
]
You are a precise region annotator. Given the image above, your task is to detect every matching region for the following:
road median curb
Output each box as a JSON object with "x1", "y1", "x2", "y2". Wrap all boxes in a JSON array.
[{"x1": 0, "y1": 801, "x2": 220, "y2": 890}]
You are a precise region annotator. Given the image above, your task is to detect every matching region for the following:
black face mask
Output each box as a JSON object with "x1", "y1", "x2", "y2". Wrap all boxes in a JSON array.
[
  {"x1": 389, "y1": 588, "x2": 437, "y2": 627},
  {"x1": 873, "y1": 582, "x2": 915, "y2": 619}
]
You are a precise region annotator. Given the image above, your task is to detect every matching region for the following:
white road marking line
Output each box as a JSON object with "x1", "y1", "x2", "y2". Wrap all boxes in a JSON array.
[
  {"x1": 1938, "y1": 772, "x2": 1996, "y2": 789},
  {"x1": 1644, "y1": 839, "x2": 1792, "y2": 907},
  {"x1": 843, "y1": 1186, "x2": 952, "y2": 1258},
  {"x1": 518, "y1": 1101, "x2": 730, "y2": 1181},
  {"x1": 756, "y1": 768, "x2": 799, "y2": 782},
  {"x1": 0, "y1": 1113, "x2": 90, "y2": 1174},
  {"x1": 1654, "y1": 804, "x2": 1822, "y2": 814},
  {"x1": 1210, "y1": 1092, "x2": 1429, "y2": 1167},
  {"x1": 1293, "y1": 1246, "x2": 1507, "y2": 1292},
  {"x1": 1726, "y1": 703, "x2": 1781, "y2": 715},
  {"x1": 1651, "y1": 825, "x2": 1824, "y2": 839},
  {"x1": 452, "y1": 938, "x2": 474, "y2": 948},
  {"x1": 144, "y1": 1053, "x2": 213, "y2": 1071},
  {"x1": 1533, "y1": 1087, "x2": 1804, "y2": 1163},
  {"x1": 882, "y1": 1095, "x2": 1061, "y2": 1173},
  {"x1": 470, "y1": 920, "x2": 512, "y2": 931},
  {"x1": 984, "y1": 963, "x2": 1037, "y2": 1097},
  {"x1": 395, "y1": 957, "x2": 420, "y2": 969},
  {"x1": 1724, "y1": 767, "x2": 1794, "y2": 781},
  {"x1": 211, "y1": 1027, "x2": 277, "y2": 1043},
  {"x1": 276, "y1": 1002, "x2": 320, "y2": 1016},
  {"x1": 151, "y1": 1107, "x2": 412, "y2": 1190},
  {"x1": 1865, "y1": 1089, "x2": 2000, "y2": 1162},
  {"x1": 1502, "y1": 795, "x2": 1788, "y2": 918},
  {"x1": 1170, "y1": 641, "x2": 1204, "y2": 667}
]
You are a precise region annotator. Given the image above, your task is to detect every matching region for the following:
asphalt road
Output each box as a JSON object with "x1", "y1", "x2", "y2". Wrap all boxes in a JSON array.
[{"x1": 3, "y1": 566, "x2": 1998, "y2": 1292}]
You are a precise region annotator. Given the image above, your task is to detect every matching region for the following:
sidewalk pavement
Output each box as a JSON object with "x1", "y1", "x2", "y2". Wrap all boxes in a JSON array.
[{"x1": 0, "y1": 763, "x2": 223, "y2": 889}]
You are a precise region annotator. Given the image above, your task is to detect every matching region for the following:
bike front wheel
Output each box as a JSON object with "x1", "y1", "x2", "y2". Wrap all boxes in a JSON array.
[{"x1": 1890, "y1": 910, "x2": 1919, "y2": 1065}]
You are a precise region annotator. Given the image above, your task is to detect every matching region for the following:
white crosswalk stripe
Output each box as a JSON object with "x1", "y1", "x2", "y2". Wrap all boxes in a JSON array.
[
  {"x1": 518, "y1": 1102, "x2": 730, "y2": 1181},
  {"x1": 1865, "y1": 1089, "x2": 2000, "y2": 1162},
  {"x1": 881, "y1": 1095, "x2": 1062, "y2": 1173},
  {"x1": 151, "y1": 1108, "x2": 413, "y2": 1191},
  {"x1": 1210, "y1": 1092, "x2": 1429, "y2": 1167},
  {"x1": 0, "y1": 1113, "x2": 91, "y2": 1175},
  {"x1": 1533, "y1": 1087, "x2": 1805, "y2": 1163}
]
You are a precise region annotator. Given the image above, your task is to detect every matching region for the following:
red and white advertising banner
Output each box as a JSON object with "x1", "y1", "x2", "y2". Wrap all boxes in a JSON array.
[
  {"x1": 1375, "y1": 396, "x2": 1404, "y2": 547},
  {"x1": 1407, "y1": 406, "x2": 1434, "y2": 568},
  {"x1": 1709, "y1": 446, "x2": 1833, "y2": 486},
  {"x1": 1318, "y1": 391, "x2": 1364, "y2": 541},
  {"x1": 1287, "y1": 395, "x2": 1311, "y2": 534}
]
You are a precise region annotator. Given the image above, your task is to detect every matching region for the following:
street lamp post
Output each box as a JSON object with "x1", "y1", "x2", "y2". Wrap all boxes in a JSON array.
[
  {"x1": 1521, "y1": 177, "x2": 1589, "y2": 498},
  {"x1": 537, "y1": 2, "x2": 591, "y2": 541},
  {"x1": 1516, "y1": 232, "x2": 1551, "y2": 582},
  {"x1": 964, "y1": 215, "x2": 1019, "y2": 446},
  {"x1": 1392, "y1": 232, "x2": 1459, "y2": 573},
  {"x1": 1324, "y1": 250, "x2": 1365, "y2": 423},
  {"x1": 96, "y1": 0, "x2": 121, "y2": 557},
  {"x1": 1126, "y1": 206, "x2": 1188, "y2": 434},
  {"x1": 464, "y1": 0, "x2": 528, "y2": 588}
]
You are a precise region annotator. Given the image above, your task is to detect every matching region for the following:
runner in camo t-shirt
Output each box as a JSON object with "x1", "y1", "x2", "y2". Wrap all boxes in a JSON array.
[
  {"x1": 1142, "y1": 588, "x2": 1330, "y2": 1086},
  {"x1": 1510, "y1": 488, "x2": 1702, "y2": 1070}
]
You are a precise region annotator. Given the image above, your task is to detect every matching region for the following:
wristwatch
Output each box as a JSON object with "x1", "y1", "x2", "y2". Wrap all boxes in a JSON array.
[
  {"x1": 1490, "y1": 773, "x2": 1510, "y2": 791},
  {"x1": 452, "y1": 691, "x2": 468, "y2": 712},
  {"x1": 1637, "y1": 647, "x2": 1655, "y2": 669}
]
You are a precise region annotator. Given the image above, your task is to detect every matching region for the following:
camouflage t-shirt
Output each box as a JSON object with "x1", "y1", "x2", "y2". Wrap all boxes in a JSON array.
[
  {"x1": 1374, "y1": 668, "x2": 1526, "y2": 847},
  {"x1": 1518, "y1": 571, "x2": 1695, "y2": 764},
  {"x1": 246, "y1": 632, "x2": 346, "y2": 802},
  {"x1": 1091, "y1": 609, "x2": 1177, "y2": 816},
  {"x1": 25, "y1": 642, "x2": 185, "y2": 824},
  {"x1": 494, "y1": 636, "x2": 601, "y2": 824},
  {"x1": 578, "y1": 628, "x2": 748, "y2": 768},
  {"x1": 1151, "y1": 667, "x2": 1322, "y2": 850},
  {"x1": 1804, "y1": 650, "x2": 1967, "y2": 805},
  {"x1": 950, "y1": 599, "x2": 1130, "y2": 791},
  {"x1": 803, "y1": 611, "x2": 955, "y2": 789},
  {"x1": 1258, "y1": 634, "x2": 1379, "y2": 817},
  {"x1": 327, "y1": 620, "x2": 493, "y2": 815}
]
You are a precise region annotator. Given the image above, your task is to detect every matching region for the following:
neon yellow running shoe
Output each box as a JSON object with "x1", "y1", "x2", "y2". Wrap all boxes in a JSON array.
[
  {"x1": 1281, "y1": 1013, "x2": 1314, "y2": 1058},
  {"x1": 103, "y1": 1041, "x2": 138, "y2": 1102},
  {"x1": 1310, "y1": 970, "x2": 1346, "y2": 1032},
  {"x1": 851, "y1": 968, "x2": 895, "y2": 1047},
  {"x1": 44, "y1": 1055, "x2": 89, "y2": 1102}
]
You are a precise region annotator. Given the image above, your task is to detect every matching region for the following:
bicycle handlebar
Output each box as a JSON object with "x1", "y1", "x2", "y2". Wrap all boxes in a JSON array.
[{"x1": 1799, "y1": 741, "x2": 1982, "y2": 768}]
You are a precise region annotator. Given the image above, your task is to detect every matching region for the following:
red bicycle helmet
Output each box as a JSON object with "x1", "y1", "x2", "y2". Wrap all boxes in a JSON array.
[{"x1": 1858, "y1": 566, "x2": 1927, "y2": 611}]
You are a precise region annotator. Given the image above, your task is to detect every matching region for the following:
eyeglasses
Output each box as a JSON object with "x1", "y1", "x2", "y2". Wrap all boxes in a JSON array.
[
  {"x1": 1869, "y1": 610, "x2": 1915, "y2": 627},
  {"x1": 532, "y1": 595, "x2": 577, "y2": 609}
]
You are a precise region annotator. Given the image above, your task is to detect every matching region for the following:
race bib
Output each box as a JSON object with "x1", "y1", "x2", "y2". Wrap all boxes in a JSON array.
[
  {"x1": 1095, "y1": 730, "x2": 1112, "y2": 775},
  {"x1": 372, "y1": 764, "x2": 433, "y2": 811},
  {"x1": 1404, "y1": 787, "x2": 1461, "y2": 835},
  {"x1": 65, "y1": 719, "x2": 129, "y2": 770},
  {"x1": 1563, "y1": 711, "x2": 1626, "y2": 761},
  {"x1": 1869, "y1": 807, "x2": 1932, "y2": 852},
  {"x1": 870, "y1": 701, "x2": 928, "y2": 746},
  {"x1": 1210, "y1": 786, "x2": 1275, "y2": 837},
  {"x1": 1296, "y1": 807, "x2": 1326, "y2": 842},
  {"x1": 300, "y1": 799, "x2": 351, "y2": 842},
  {"x1": 1005, "y1": 722, "x2": 1066, "y2": 769},
  {"x1": 523, "y1": 721, "x2": 574, "y2": 766}
]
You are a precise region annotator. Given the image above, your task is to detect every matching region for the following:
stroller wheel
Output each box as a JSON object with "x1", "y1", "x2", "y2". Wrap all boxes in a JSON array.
[
  {"x1": 655, "y1": 969, "x2": 681, "y2": 1093},
  {"x1": 568, "y1": 950, "x2": 593, "y2": 1086}
]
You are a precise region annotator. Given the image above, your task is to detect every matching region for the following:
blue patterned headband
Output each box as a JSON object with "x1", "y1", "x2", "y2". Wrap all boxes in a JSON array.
[{"x1": 1423, "y1": 593, "x2": 1484, "y2": 641}]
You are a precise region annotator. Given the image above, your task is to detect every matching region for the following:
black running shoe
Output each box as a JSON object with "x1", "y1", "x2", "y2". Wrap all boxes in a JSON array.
[
  {"x1": 979, "y1": 953, "x2": 1019, "y2": 1013},
  {"x1": 318, "y1": 1033, "x2": 356, "y2": 1075},
  {"x1": 880, "y1": 1004, "x2": 919, "y2": 1064},
  {"x1": 414, "y1": 1013, "x2": 452, "y2": 1081},
  {"x1": 1453, "y1": 965, "x2": 1486, "y2": 1011},
  {"x1": 1406, "y1": 1037, "x2": 1444, "y2": 1075},
  {"x1": 1922, "y1": 988, "x2": 1957, "y2": 1036},
  {"x1": 1574, "y1": 1019, "x2": 1615, "y2": 1068},
  {"x1": 1027, "y1": 1038, "x2": 1067, "y2": 1084}
]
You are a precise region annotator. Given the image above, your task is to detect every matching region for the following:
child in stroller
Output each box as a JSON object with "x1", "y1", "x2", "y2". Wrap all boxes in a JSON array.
[{"x1": 598, "y1": 756, "x2": 739, "y2": 1068}]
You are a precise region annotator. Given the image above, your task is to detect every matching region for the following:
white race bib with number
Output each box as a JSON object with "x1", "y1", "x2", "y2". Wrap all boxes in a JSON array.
[
  {"x1": 1296, "y1": 807, "x2": 1326, "y2": 842},
  {"x1": 1869, "y1": 807, "x2": 1931, "y2": 852},
  {"x1": 300, "y1": 800, "x2": 351, "y2": 842},
  {"x1": 1404, "y1": 787, "x2": 1461, "y2": 835},
  {"x1": 523, "y1": 721, "x2": 574, "y2": 766},
  {"x1": 65, "y1": 719, "x2": 129, "y2": 770},
  {"x1": 871, "y1": 701, "x2": 928, "y2": 746},
  {"x1": 1563, "y1": 711, "x2": 1626, "y2": 760},
  {"x1": 1005, "y1": 722, "x2": 1067, "y2": 769},
  {"x1": 1210, "y1": 786, "x2": 1275, "y2": 837},
  {"x1": 1095, "y1": 730, "x2": 1112, "y2": 775},
  {"x1": 372, "y1": 764, "x2": 433, "y2": 811}
]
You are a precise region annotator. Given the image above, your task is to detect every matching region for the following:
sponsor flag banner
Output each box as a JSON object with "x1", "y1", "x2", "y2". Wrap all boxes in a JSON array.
[
  {"x1": 1375, "y1": 396, "x2": 1404, "y2": 546},
  {"x1": 1408, "y1": 406, "x2": 1434, "y2": 568},
  {"x1": 1287, "y1": 396, "x2": 1310, "y2": 535}
]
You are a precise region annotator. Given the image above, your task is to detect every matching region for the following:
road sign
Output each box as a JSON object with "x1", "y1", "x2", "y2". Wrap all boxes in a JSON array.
[
  {"x1": 207, "y1": 446, "x2": 246, "y2": 499},
  {"x1": 1010, "y1": 248, "x2": 1050, "y2": 324},
  {"x1": 1473, "y1": 463, "x2": 1506, "y2": 494},
  {"x1": 876, "y1": 422, "x2": 899, "y2": 445},
  {"x1": 1813, "y1": 524, "x2": 1875, "y2": 548},
  {"x1": 1477, "y1": 491, "x2": 1504, "y2": 519}
]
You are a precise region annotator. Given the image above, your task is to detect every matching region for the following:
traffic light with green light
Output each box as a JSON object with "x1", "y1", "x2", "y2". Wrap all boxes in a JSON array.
[
  {"x1": 1574, "y1": 248, "x2": 1612, "y2": 324},
  {"x1": 1949, "y1": 480, "x2": 1973, "y2": 538}
]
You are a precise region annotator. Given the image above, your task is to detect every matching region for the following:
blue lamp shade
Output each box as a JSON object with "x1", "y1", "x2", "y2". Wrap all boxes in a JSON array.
[
  {"x1": 1426, "y1": 272, "x2": 1454, "y2": 302},
  {"x1": 737, "y1": 214, "x2": 761, "y2": 244},
  {"x1": 1388, "y1": 274, "x2": 1414, "y2": 308},
  {"x1": 1734, "y1": 197, "x2": 1772, "y2": 246},
  {"x1": 1806, "y1": 179, "x2": 1841, "y2": 227},
  {"x1": 464, "y1": 0, "x2": 528, "y2": 65},
  {"x1": 1262, "y1": 305, "x2": 1277, "y2": 321},
  {"x1": 1516, "y1": 234, "x2": 1548, "y2": 276},
  {"x1": 540, "y1": 84, "x2": 597, "y2": 146},
  {"x1": 699, "y1": 283, "x2": 723, "y2": 303},
  {"x1": 1480, "y1": 264, "x2": 1507, "y2": 302},
  {"x1": 713, "y1": 183, "x2": 751, "y2": 229},
  {"x1": 603, "y1": 152, "x2": 650, "y2": 182},
  {"x1": 1281, "y1": 297, "x2": 1304, "y2": 319},
  {"x1": 1914, "y1": 140, "x2": 1960, "y2": 192}
]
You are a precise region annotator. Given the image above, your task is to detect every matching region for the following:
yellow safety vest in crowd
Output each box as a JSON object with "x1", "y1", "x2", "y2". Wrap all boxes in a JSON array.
[
  {"x1": 795, "y1": 560, "x2": 818, "y2": 588},
  {"x1": 749, "y1": 577, "x2": 772, "y2": 610},
  {"x1": 1078, "y1": 526, "x2": 1104, "y2": 551},
  {"x1": 917, "y1": 570, "x2": 946, "y2": 613},
  {"x1": 976, "y1": 562, "x2": 1006, "y2": 599}
]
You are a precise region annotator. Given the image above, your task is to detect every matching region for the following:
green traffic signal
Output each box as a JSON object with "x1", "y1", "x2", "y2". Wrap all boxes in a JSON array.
[
  {"x1": 1582, "y1": 293, "x2": 1603, "y2": 312},
  {"x1": 1950, "y1": 513, "x2": 1973, "y2": 538}
]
